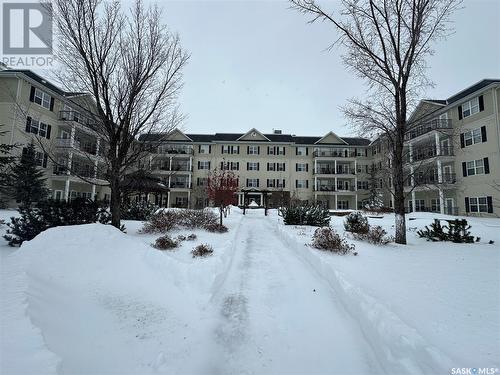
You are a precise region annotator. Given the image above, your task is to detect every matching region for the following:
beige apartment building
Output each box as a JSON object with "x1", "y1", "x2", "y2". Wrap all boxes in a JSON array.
[
  {"x1": 0, "y1": 66, "x2": 498, "y2": 217},
  {"x1": 0, "y1": 66, "x2": 110, "y2": 203}
]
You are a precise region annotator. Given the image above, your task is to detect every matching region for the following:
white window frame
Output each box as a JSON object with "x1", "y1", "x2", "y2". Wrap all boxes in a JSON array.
[
  {"x1": 34, "y1": 88, "x2": 51, "y2": 109},
  {"x1": 469, "y1": 197, "x2": 488, "y2": 213},
  {"x1": 247, "y1": 162, "x2": 259, "y2": 171},
  {"x1": 276, "y1": 162, "x2": 285, "y2": 171},
  {"x1": 464, "y1": 127, "x2": 482, "y2": 146},
  {"x1": 247, "y1": 178, "x2": 258, "y2": 188},
  {"x1": 296, "y1": 146, "x2": 306, "y2": 156},
  {"x1": 462, "y1": 97, "x2": 480, "y2": 118},
  {"x1": 466, "y1": 159, "x2": 484, "y2": 176},
  {"x1": 198, "y1": 161, "x2": 210, "y2": 170},
  {"x1": 296, "y1": 163, "x2": 307, "y2": 172},
  {"x1": 415, "y1": 199, "x2": 425, "y2": 211},
  {"x1": 296, "y1": 180, "x2": 307, "y2": 189},
  {"x1": 248, "y1": 145, "x2": 259, "y2": 155},
  {"x1": 199, "y1": 145, "x2": 210, "y2": 154}
]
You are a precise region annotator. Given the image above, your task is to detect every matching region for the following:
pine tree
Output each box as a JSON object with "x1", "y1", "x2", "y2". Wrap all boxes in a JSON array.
[
  {"x1": 0, "y1": 126, "x2": 17, "y2": 201},
  {"x1": 8, "y1": 143, "x2": 48, "y2": 206},
  {"x1": 366, "y1": 164, "x2": 384, "y2": 210}
]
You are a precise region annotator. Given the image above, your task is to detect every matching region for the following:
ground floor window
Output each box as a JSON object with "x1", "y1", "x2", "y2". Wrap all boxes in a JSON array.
[
  {"x1": 415, "y1": 199, "x2": 425, "y2": 211},
  {"x1": 431, "y1": 198, "x2": 440, "y2": 212},
  {"x1": 54, "y1": 190, "x2": 63, "y2": 200},
  {"x1": 337, "y1": 200, "x2": 349, "y2": 210},
  {"x1": 70, "y1": 191, "x2": 92, "y2": 200},
  {"x1": 469, "y1": 197, "x2": 488, "y2": 213},
  {"x1": 175, "y1": 196, "x2": 188, "y2": 207}
]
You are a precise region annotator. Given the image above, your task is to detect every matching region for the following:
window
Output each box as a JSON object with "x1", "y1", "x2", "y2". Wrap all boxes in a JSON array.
[
  {"x1": 222, "y1": 145, "x2": 239, "y2": 154},
  {"x1": 197, "y1": 177, "x2": 208, "y2": 186},
  {"x1": 267, "y1": 179, "x2": 285, "y2": 188},
  {"x1": 469, "y1": 197, "x2": 488, "y2": 213},
  {"x1": 248, "y1": 146, "x2": 259, "y2": 155},
  {"x1": 33, "y1": 88, "x2": 51, "y2": 109},
  {"x1": 247, "y1": 162, "x2": 259, "y2": 171},
  {"x1": 222, "y1": 161, "x2": 239, "y2": 171},
  {"x1": 276, "y1": 162, "x2": 285, "y2": 171},
  {"x1": 296, "y1": 163, "x2": 308, "y2": 172},
  {"x1": 199, "y1": 145, "x2": 211, "y2": 154},
  {"x1": 357, "y1": 181, "x2": 369, "y2": 190},
  {"x1": 246, "y1": 178, "x2": 259, "y2": 188},
  {"x1": 466, "y1": 159, "x2": 484, "y2": 176},
  {"x1": 431, "y1": 199, "x2": 440, "y2": 212},
  {"x1": 25, "y1": 117, "x2": 51, "y2": 139},
  {"x1": 296, "y1": 180, "x2": 308, "y2": 189},
  {"x1": 268, "y1": 146, "x2": 285, "y2": 155},
  {"x1": 464, "y1": 128, "x2": 482, "y2": 146},
  {"x1": 296, "y1": 146, "x2": 307, "y2": 156},
  {"x1": 415, "y1": 199, "x2": 425, "y2": 212},
  {"x1": 267, "y1": 163, "x2": 276, "y2": 171},
  {"x1": 198, "y1": 161, "x2": 210, "y2": 170},
  {"x1": 337, "y1": 200, "x2": 349, "y2": 210},
  {"x1": 462, "y1": 97, "x2": 480, "y2": 118}
]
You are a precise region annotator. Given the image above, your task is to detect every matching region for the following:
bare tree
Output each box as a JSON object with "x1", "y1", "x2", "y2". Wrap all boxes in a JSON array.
[
  {"x1": 290, "y1": 0, "x2": 461, "y2": 244},
  {"x1": 50, "y1": 0, "x2": 189, "y2": 228}
]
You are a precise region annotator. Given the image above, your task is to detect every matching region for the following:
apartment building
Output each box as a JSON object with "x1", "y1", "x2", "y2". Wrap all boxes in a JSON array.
[
  {"x1": 0, "y1": 67, "x2": 110, "y2": 203},
  {"x1": 372, "y1": 79, "x2": 500, "y2": 217},
  {"x1": 139, "y1": 129, "x2": 373, "y2": 210}
]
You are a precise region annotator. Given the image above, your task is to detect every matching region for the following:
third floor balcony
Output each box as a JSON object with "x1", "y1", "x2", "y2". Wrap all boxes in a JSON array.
[{"x1": 405, "y1": 118, "x2": 453, "y2": 142}]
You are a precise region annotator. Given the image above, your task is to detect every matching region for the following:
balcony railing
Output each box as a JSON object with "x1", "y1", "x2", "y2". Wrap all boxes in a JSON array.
[
  {"x1": 59, "y1": 110, "x2": 98, "y2": 130},
  {"x1": 157, "y1": 147, "x2": 194, "y2": 155},
  {"x1": 53, "y1": 166, "x2": 106, "y2": 180},
  {"x1": 169, "y1": 181, "x2": 192, "y2": 189},
  {"x1": 409, "y1": 146, "x2": 454, "y2": 162},
  {"x1": 153, "y1": 164, "x2": 193, "y2": 172},
  {"x1": 405, "y1": 119, "x2": 453, "y2": 141},
  {"x1": 313, "y1": 150, "x2": 357, "y2": 158},
  {"x1": 407, "y1": 173, "x2": 457, "y2": 186},
  {"x1": 55, "y1": 138, "x2": 101, "y2": 157},
  {"x1": 314, "y1": 167, "x2": 356, "y2": 175},
  {"x1": 314, "y1": 185, "x2": 356, "y2": 192}
]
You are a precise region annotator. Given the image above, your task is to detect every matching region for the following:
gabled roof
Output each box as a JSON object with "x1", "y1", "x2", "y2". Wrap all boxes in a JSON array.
[
  {"x1": 236, "y1": 128, "x2": 271, "y2": 142},
  {"x1": 314, "y1": 131, "x2": 348, "y2": 145},
  {"x1": 446, "y1": 79, "x2": 500, "y2": 104},
  {"x1": 0, "y1": 69, "x2": 79, "y2": 97}
]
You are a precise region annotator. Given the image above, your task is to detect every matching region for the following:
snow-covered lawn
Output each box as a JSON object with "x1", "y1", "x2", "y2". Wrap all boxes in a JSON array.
[{"x1": 1, "y1": 208, "x2": 499, "y2": 374}]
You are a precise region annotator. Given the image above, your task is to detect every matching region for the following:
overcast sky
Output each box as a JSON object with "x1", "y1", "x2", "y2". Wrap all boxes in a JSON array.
[{"x1": 157, "y1": 1, "x2": 499, "y2": 136}]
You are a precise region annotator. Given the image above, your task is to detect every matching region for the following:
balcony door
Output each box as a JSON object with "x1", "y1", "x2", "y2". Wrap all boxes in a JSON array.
[{"x1": 445, "y1": 198, "x2": 454, "y2": 215}]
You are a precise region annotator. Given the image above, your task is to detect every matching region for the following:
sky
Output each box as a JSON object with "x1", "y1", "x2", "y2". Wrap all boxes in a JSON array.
[{"x1": 155, "y1": 0, "x2": 500, "y2": 137}]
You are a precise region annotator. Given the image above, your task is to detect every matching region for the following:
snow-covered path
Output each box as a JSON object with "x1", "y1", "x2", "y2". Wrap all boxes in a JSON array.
[{"x1": 208, "y1": 212, "x2": 381, "y2": 375}]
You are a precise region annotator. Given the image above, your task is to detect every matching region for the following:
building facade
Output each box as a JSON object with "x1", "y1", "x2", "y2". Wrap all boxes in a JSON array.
[
  {"x1": 0, "y1": 67, "x2": 110, "y2": 203},
  {"x1": 1, "y1": 66, "x2": 498, "y2": 217}
]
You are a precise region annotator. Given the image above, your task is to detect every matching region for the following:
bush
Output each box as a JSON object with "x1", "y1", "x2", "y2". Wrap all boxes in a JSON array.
[
  {"x1": 281, "y1": 205, "x2": 330, "y2": 226},
  {"x1": 178, "y1": 209, "x2": 218, "y2": 229},
  {"x1": 3, "y1": 198, "x2": 110, "y2": 246},
  {"x1": 191, "y1": 243, "x2": 213, "y2": 258},
  {"x1": 311, "y1": 227, "x2": 355, "y2": 255},
  {"x1": 187, "y1": 233, "x2": 197, "y2": 241},
  {"x1": 140, "y1": 210, "x2": 179, "y2": 233},
  {"x1": 204, "y1": 223, "x2": 228, "y2": 233},
  {"x1": 152, "y1": 234, "x2": 178, "y2": 250},
  {"x1": 362, "y1": 225, "x2": 393, "y2": 245},
  {"x1": 121, "y1": 201, "x2": 158, "y2": 221},
  {"x1": 344, "y1": 212, "x2": 369, "y2": 234},
  {"x1": 140, "y1": 209, "x2": 219, "y2": 234},
  {"x1": 417, "y1": 219, "x2": 477, "y2": 243}
]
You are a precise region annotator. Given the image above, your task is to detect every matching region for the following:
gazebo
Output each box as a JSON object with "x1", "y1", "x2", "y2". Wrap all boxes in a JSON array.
[
  {"x1": 239, "y1": 188, "x2": 272, "y2": 216},
  {"x1": 121, "y1": 170, "x2": 170, "y2": 206}
]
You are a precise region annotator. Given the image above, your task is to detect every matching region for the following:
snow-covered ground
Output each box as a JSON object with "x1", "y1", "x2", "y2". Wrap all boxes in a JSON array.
[{"x1": 0, "y1": 208, "x2": 499, "y2": 374}]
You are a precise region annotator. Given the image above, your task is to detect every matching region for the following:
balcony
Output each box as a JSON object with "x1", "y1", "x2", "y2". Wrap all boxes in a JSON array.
[
  {"x1": 314, "y1": 167, "x2": 356, "y2": 175},
  {"x1": 314, "y1": 185, "x2": 356, "y2": 192},
  {"x1": 52, "y1": 166, "x2": 106, "y2": 181},
  {"x1": 313, "y1": 149, "x2": 357, "y2": 158},
  {"x1": 406, "y1": 173, "x2": 457, "y2": 187},
  {"x1": 152, "y1": 164, "x2": 193, "y2": 172},
  {"x1": 59, "y1": 110, "x2": 98, "y2": 131},
  {"x1": 409, "y1": 146, "x2": 454, "y2": 163},
  {"x1": 157, "y1": 147, "x2": 194, "y2": 155},
  {"x1": 169, "y1": 181, "x2": 192, "y2": 189},
  {"x1": 405, "y1": 119, "x2": 453, "y2": 141},
  {"x1": 55, "y1": 138, "x2": 102, "y2": 157}
]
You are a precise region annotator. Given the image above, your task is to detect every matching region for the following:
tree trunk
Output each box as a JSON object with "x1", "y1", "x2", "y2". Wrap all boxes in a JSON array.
[
  {"x1": 110, "y1": 174, "x2": 121, "y2": 229},
  {"x1": 393, "y1": 114, "x2": 407, "y2": 244},
  {"x1": 219, "y1": 205, "x2": 223, "y2": 226}
]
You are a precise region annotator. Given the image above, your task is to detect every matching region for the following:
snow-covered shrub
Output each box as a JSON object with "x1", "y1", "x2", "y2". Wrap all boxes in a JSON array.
[
  {"x1": 121, "y1": 201, "x2": 158, "y2": 221},
  {"x1": 191, "y1": 243, "x2": 213, "y2": 258},
  {"x1": 311, "y1": 227, "x2": 355, "y2": 255},
  {"x1": 3, "y1": 198, "x2": 110, "y2": 246},
  {"x1": 187, "y1": 233, "x2": 197, "y2": 241},
  {"x1": 344, "y1": 212, "x2": 369, "y2": 234},
  {"x1": 204, "y1": 223, "x2": 228, "y2": 233},
  {"x1": 177, "y1": 209, "x2": 218, "y2": 229},
  {"x1": 140, "y1": 210, "x2": 179, "y2": 233},
  {"x1": 363, "y1": 225, "x2": 393, "y2": 245},
  {"x1": 176, "y1": 234, "x2": 186, "y2": 242},
  {"x1": 153, "y1": 235, "x2": 178, "y2": 250},
  {"x1": 281, "y1": 205, "x2": 330, "y2": 226},
  {"x1": 416, "y1": 219, "x2": 448, "y2": 242}
]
